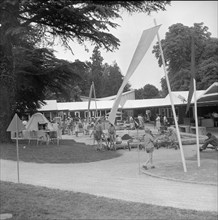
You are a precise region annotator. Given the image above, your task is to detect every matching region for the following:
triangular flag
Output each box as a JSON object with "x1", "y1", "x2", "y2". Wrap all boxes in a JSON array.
[
  {"x1": 7, "y1": 113, "x2": 25, "y2": 132},
  {"x1": 186, "y1": 36, "x2": 196, "y2": 114},
  {"x1": 108, "y1": 25, "x2": 161, "y2": 125},
  {"x1": 92, "y1": 82, "x2": 98, "y2": 117},
  {"x1": 87, "y1": 82, "x2": 93, "y2": 122}
]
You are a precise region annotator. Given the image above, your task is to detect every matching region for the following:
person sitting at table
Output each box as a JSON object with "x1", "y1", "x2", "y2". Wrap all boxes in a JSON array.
[{"x1": 200, "y1": 133, "x2": 218, "y2": 151}]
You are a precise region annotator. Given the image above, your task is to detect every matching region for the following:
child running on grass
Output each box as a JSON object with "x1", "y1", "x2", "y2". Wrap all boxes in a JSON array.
[{"x1": 142, "y1": 128, "x2": 155, "y2": 170}]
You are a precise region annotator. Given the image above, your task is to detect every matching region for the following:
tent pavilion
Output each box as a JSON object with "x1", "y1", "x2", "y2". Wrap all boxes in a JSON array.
[
  {"x1": 196, "y1": 82, "x2": 218, "y2": 128},
  {"x1": 26, "y1": 112, "x2": 53, "y2": 131},
  {"x1": 23, "y1": 113, "x2": 60, "y2": 145},
  {"x1": 197, "y1": 82, "x2": 218, "y2": 104},
  {"x1": 38, "y1": 100, "x2": 123, "y2": 121},
  {"x1": 37, "y1": 90, "x2": 135, "y2": 120}
]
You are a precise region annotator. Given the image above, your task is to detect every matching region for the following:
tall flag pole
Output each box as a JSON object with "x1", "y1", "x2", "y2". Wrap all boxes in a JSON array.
[
  {"x1": 15, "y1": 115, "x2": 20, "y2": 183},
  {"x1": 92, "y1": 82, "x2": 98, "y2": 118},
  {"x1": 191, "y1": 36, "x2": 200, "y2": 167},
  {"x1": 154, "y1": 19, "x2": 187, "y2": 172},
  {"x1": 87, "y1": 82, "x2": 98, "y2": 120},
  {"x1": 87, "y1": 82, "x2": 93, "y2": 123},
  {"x1": 108, "y1": 25, "x2": 161, "y2": 125}
]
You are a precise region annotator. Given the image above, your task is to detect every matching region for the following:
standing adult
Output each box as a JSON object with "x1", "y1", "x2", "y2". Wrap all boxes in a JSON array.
[
  {"x1": 108, "y1": 122, "x2": 116, "y2": 150},
  {"x1": 142, "y1": 128, "x2": 155, "y2": 170},
  {"x1": 163, "y1": 115, "x2": 168, "y2": 127},
  {"x1": 212, "y1": 112, "x2": 218, "y2": 127},
  {"x1": 138, "y1": 114, "x2": 144, "y2": 129},
  {"x1": 94, "y1": 119, "x2": 104, "y2": 151},
  {"x1": 129, "y1": 116, "x2": 135, "y2": 130},
  {"x1": 155, "y1": 114, "x2": 161, "y2": 132},
  {"x1": 74, "y1": 121, "x2": 79, "y2": 137}
]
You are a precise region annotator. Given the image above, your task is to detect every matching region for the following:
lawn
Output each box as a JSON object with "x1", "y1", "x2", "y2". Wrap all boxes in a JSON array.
[
  {"x1": 1, "y1": 140, "x2": 217, "y2": 219},
  {"x1": 1, "y1": 181, "x2": 217, "y2": 220},
  {"x1": 145, "y1": 149, "x2": 218, "y2": 184},
  {"x1": 0, "y1": 139, "x2": 121, "y2": 163}
]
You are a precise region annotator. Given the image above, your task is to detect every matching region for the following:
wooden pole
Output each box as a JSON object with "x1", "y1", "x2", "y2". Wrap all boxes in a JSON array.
[
  {"x1": 191, "y1": 35, "x2": 200, "y2": 167},
  {"x1": 92, "y1": 82, "x2": 98, "y2": 118},
  {"x1": 154, "y1": 19, "x2": 187, "y2": 172},
  {"x1": 193, "y1": 78, "x2": 200, "y2": 167},
  {"x1": 137, "y1": 128, "x2": 141, "y2": 174},
  {"x1": 16, "y1": 116, "x2": 20, "y2": 183}
]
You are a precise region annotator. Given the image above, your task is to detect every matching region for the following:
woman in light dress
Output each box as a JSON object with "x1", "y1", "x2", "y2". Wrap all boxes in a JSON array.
[{"x1": 155, "y1": 114, "x2": 161, "y2": 132}]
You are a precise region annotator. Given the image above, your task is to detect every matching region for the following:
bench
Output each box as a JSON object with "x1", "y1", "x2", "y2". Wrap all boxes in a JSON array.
[
  {"x1": 190, "y1": 126, "x2": 207, "y2": 135},
  {"x1": 178, "y1": 125, "x2": 190, "y2": 133}
]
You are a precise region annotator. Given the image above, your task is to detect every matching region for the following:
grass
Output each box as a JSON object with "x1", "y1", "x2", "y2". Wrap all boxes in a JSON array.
[
  {"x1": 1, "y1": 181, "x2": 217, "y2": 220},
  {"x1": 188, "y1": 150, "x2": 218, "y2": 161},
  {"x1": 1, "y1": 139, "x2": 217, "y2": 219},
  {"x1": 0, "y1": 139, "x2": 121, "y2": 163},
  {"x1": 145, "y1": 150, "x2": 218, "y2": 184}
]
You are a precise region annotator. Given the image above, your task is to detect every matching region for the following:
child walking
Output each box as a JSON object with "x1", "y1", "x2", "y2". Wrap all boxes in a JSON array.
[{"x1": 142, "y1": 128, "x2": 155, "y2": 170}]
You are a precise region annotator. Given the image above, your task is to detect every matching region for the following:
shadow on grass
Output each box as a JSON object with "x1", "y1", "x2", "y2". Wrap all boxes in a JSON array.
[
  {"x1": 1, "y1": 181, "x2": 217, "y2": 220},
  {"x1": 0, "y1": 139, "x2": 121, "y2": 163},
  {"x1": 187, "y1": 150, "x2": 218, "y2": 161},
  {"x1": 144, "y1": 150, "x2": 218, "y2": 185}
]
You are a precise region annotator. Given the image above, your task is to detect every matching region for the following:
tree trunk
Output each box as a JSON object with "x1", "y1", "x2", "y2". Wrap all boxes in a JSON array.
[
  {"x1": 0, "y1": 84, "x2": 14, "y2": 142},
  {"x1": 0, "y1": 1, "x2": 18, "y2": 142}
]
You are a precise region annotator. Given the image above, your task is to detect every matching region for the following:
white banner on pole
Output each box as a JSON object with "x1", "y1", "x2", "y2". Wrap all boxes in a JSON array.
[
  {"x1": 154, "y1": 19, "x2": 187, "y2": 172},
  {"x1": 108, "y1": 25, "x2": 161, "y2": 125}
]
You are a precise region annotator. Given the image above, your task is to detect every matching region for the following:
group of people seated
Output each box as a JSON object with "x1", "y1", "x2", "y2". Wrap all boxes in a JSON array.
[
  {"x1": 89, "y1": 117, "x2": 218, "y2": 152},
  {"x1": 53, "y1": 115, "x2": 218, "y2": 152}
]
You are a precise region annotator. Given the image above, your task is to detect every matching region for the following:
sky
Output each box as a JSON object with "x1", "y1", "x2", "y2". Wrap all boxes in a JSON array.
[{"x1": 53, "y1": 1, "x2": 217, "y2": 90}]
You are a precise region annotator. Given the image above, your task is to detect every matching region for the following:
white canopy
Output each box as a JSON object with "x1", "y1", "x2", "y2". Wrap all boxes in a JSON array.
[
  {"x1": 197, "y1": 82, "x2": 218, "y2": 104},
  {"x1": 26, "y1": 113, "x2": 53, "y2": 131}
]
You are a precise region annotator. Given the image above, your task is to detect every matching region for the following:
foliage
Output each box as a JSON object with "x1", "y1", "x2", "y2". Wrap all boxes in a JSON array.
[
  {"x1": 87, "y1": 46, "x2": 105, "y2": 98},
  {"x1": 197, "y1": 38, "x2": 218, "y2": 88},
  {"x1": 152, "y1": 23, "x2": 218, "y2": 92},
  {"x1": 135, "y1": 84, "x2": 160, "y2": 99},
  {"x1": 44, "y1": 60, "x2": 88, "y2": 102},
  {"x1": 15, "y1": 1, "x2": 170, "y2": 52},
  {"x1": 80, "y1": 46, "x2": 131, "y2": 98},
  {"x1": 160, "y1": 77, "x2": 168, "y2": 97},
  {"x1": 14, "y1": 47, "x2": 83, "y2": 112},
  {"x1": 100, "y1": 62, "x2": 131, "y2": 97}
]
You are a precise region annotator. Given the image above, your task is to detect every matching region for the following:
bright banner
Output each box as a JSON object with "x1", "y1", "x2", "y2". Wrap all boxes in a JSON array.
[
  {"x1": 108, "y1": 25, "x2": 161, "y2": 124},
  {"x1": 87, "y1": 82, "x2": 93, "y2": 122}
]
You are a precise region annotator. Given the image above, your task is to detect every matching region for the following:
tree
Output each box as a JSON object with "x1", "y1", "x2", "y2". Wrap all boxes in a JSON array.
[
  {"x1": 88, "y1": 46, "x2": 104, "y2": 98},
  {"x1": 152, "y1": 22, "x2": 218, "y2": 91},
  {"x1": 86, "y1": 47, "x2": 132, "y2": 98},
  {"x1": 197, "y1": 38, "x2": 218, "y2": 89},
  {"x1": 160, "y1": 77, "x2": 168, "y2": 97},
  {"x1": 44, "y1": 59, "x2": 88, "y2": 102},
  {"x1": 101, "y1": 62, "x2": 131, "y2": 97},
  {"x1": 135, "y1": 84, "x2": 160, "y2": 99},
  {"x1": 80, "y1": 47, "x2": 131, "y2": 98},
  {"x1": 0, "y1": 0, "x2": 170, "y2": 142}
]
